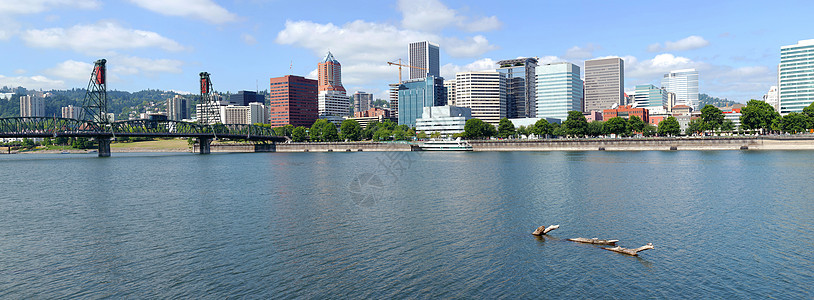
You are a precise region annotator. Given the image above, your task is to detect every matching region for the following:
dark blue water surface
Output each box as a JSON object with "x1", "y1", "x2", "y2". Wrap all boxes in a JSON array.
[{"x1": 0, "y1": 151, "x2": 812, "y2": 298}]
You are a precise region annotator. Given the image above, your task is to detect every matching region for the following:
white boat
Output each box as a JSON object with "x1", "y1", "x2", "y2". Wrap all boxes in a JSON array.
[{"x1": 419, "y1": 137, "x2": 473, "y2": 151}]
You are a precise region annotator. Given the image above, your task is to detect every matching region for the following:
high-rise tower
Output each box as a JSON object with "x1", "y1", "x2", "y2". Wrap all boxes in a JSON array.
[
  {"x1": 317, "y1": 52, "x2": 349, "y2": 116},
  {"x1": 662, "y1": 69, "x2": 699, "y2": 111},
  {"x1": 409, "y1": 41, "x2": 440, "y2": 80},
  {"x1": 584, "y1": 57, "x2": 624, "y2": 112}
]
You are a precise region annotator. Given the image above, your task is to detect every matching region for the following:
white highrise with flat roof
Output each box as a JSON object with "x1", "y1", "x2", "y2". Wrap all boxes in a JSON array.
[
  {"x1": 20, "y1": 94, "x2": 45, "y2": 117},
  {"x1": 455, "y1": 71, "x2": 506, "y2": 126},
  {"x1": 662, "y1": 69, "x2": 699, "y2": 111},
  {"x1": 779, "y1": 39, "x2": 814, "y2": 114},
  {"x1": 536, "y1": 62, "x2": 583, "y2": 121}
]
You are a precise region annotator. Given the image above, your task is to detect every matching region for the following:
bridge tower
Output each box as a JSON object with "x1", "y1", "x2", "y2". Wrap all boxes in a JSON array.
[
  {"x1": 81, "y1": 59, "x2": 111, "y2": 157},
  {"x1": 198, "y1": 72, "x2": 220, "y2": 125},
  {"x1": 82, "y1": 59, "x2": 109, "y2": 124},
  {"x1": 197, "y1": 72, "x2": 219, "y2": 154}
]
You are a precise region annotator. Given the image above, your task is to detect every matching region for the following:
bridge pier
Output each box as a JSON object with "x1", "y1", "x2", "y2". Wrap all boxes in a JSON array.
[
  {"x1": 97, "y1": 138, "x2": 111, "y2": 157},
  {"x1": 198, "y1": 138, "x2": 211, "y2": 154}
]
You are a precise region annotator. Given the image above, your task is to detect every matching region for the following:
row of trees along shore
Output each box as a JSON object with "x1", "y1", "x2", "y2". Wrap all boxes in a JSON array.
[{"x1": 263, "y1": 101, "x2": 814, "y2": 142}]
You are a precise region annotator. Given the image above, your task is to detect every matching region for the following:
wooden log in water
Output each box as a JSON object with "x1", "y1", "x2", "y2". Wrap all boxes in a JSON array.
[
  {"x1": 567, "y1": 237, "x2": 619, "y2": 245},
  {"x1": 603, "y1": 243, "x2": 654, "y2": 256},
  {"x1": 531, "y1": 225, "x2": 559, "y2": 236}
]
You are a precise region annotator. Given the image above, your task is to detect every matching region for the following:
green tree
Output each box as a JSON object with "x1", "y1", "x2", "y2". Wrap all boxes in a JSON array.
[
  {"x1": 604, "y1": 117, "x2": 628, "y2": 136},
  {"x1": 292, "y1": 126, "x2": 307, "y2": 142},
  {"x1": 516, "y1": 125, "x2": 529, "y2": 137},
  {"x1": 283, "y1": 124, "x2": 294, "y2": 137},
  {"x1": 563, "y1": 111, "x2": 588, "y2": 137},
  {"x1": 628, "y1": 115, "x2": 645, "y2": 133},
  {"x1": 430, "y1": 131, "x2": 441, "y2": 139},
  {"x1": 373, "y1": 129, "x2": 392, "y2": 141},
  {"x1": 687, "y1": 118, "x2": 705, "y2": 135},
  {"x1": 700, "y1": 105, "x2": 725, "y2": 131},
  {"x1": 54, "y1": 136, "x2": 68, "y2": 145},
  {"x1": 642, "y1": 124, "x2": 658, "y2": 137},
  {"x1": 379, "y1": 119, "x2": 396, "y2": 131},
  {"x1": 310, "y1": 119, "x2": 328, "y2": 141},
  {"x1": 416, "y1": 131, "x2": 428, "y2": 139},
  {"x1": 497, "y1": 118, "x2": 516, "y2": 138},
  {"x1": 587, "y1": 121, "x2": 604, "y2": 137},
  {"x1": 407, "y1": 127, "x2": 416, "y2": 137},
  {"x1": 532, "y1": 118, "x2": 552, "y2": 137},
  {"x1": 720, "y1": 119, "x2": 735, "y2": 132},
  {"x1": 393, "y1": 128, "x2": 409, "y2": 140},
  {"x1": 781, "y1": 112, "x2": 808, "y2": 133},
  {"x1": 802, "y1": 101, "x2": 814, "y2": 120},
  {"x1": 740, "y1": 99, "x2": 780, "y2": 134},
  {"x1": 658, "y1": 116, "x2": 681, "y2": 136},
  {"x1": 551, "y1": 123, "x2": 566, "y2": 137},
  {"x1": 20, "y1": 138, "x2": 35, "y2": 149},
  {"x1": 322, "y1": 121, "x2": 339, "y2": 142},
  {"x1": 339, "y1": 119, "x2": 362, "y2": 141},
  {"x1": 463, "y1": 118, "x2": 495, "y2": 139}
]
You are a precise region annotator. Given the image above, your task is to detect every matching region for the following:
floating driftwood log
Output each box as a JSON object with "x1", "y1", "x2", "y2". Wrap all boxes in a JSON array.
[
  {"x1": 567, "y1": 237, "x2": 619, "y2": 246},
  {"x1": 603, "y1": 243, "x2": 654, "y2": 256},
  {"x1": 531, "y1": 225, "x2": 559, "y2": 236}
]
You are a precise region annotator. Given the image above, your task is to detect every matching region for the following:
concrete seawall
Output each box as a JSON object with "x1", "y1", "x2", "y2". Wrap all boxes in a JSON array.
[
  {"x1": 470, "y1": 137, "x2": 814, "y2": 151},
  {"x1": 197, "y1": 137, "x2": 814, "y2": 153},
  {"x1": 199, "y1": 142, "x2": 416, "y2": 153}
]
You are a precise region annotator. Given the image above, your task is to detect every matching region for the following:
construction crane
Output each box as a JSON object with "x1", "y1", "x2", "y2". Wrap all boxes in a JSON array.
[{"x1": 387, "y1": 59, "x2": 426, "y2": 83}]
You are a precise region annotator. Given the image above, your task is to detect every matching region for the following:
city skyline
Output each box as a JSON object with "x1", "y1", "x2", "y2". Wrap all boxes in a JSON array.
[{"x1": 0, "y1": 0, "x2": 811, "y2": 103}]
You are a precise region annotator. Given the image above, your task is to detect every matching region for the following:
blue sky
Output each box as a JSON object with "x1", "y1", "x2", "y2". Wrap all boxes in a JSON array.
[{"x1": 0, "y1": 0, "x2": 811, "y2": 103}]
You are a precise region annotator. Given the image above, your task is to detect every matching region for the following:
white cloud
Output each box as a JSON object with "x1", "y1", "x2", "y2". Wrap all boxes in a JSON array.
[
  {"x1": 14, "y1": 69, "x2": 26, "y2": 75},
  {"x1": 128, "y1": 0, "x2": 237, "y2": 24},
  {"x1": 397, "y1": 0, "x2": 501, "y2": 32},
  {"x1": 563, "y1": 44, "x2": 601, "y2": 59},
  {"x1": 44, "y1": 60, "x2": 94, "y2": 80},
  {"x1": 277, "y1": 20, "x2": 498, "y2": 85},
  {"x1": 241, "y1": 33, "x2": 257, "y2": 45},
  {"x1": 625, "y1": 53, "x2": 705, "y2": 78},
  {"x1": 112, "y1": 56, "x2": 183, "y2": 75},
  {"x1": 440, "y1": 58, "x2": 498, "y2": 79},
  {"x1": 21, "y1": 21, "x2": 186, "y2": 55},
  {"x1": 0, "y1": 74, "x2": 65, "y2": 90},
  {"x1": 647, "y1": 35, "x2": 710, "y2": 52},
  {"x1": 0, "y1": 18, "x2": 20, "y2": 40},
  {"x1": 0, "y1": 0, "x2": 100, "y2": 15}
]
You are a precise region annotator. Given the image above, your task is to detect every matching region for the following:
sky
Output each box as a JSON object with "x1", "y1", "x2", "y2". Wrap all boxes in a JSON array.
[{"x1": 0, "y1": 0, "x2": 812, "y2": 103}]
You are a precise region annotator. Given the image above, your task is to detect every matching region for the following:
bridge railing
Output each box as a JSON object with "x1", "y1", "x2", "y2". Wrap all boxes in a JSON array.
[
  {"x1": 0, "y1": 117, "x2": 100, "y2": 135},
  {"x1": 0, "y1": 117, "x2": 283, "y2": 139}
]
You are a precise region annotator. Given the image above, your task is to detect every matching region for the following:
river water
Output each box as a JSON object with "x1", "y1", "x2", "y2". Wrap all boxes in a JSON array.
[{"x1": 0, "y1": 151, "x2": 811, "y2": 298}]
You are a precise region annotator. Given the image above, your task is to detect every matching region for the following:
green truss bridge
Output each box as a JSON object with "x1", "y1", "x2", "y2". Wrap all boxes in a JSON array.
[{"x1": 0, "y1": 59, "x2": 286, "y2": 157}]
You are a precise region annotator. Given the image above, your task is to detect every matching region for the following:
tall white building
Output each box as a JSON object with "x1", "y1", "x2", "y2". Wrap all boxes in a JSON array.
[
  {"x1": 455, "y1": 71, "x2": 506, "y2": 126},
  {"x1": 318, "y1": 52, "x2": 349, "y2": 117},
  {"x1": 779, "y1": 39, "x2": 814, "y2": 114},
  {"x1": 20, "y1": 94, "x2": 45, "y2": 117},
  {"x1": 536, "y1": 62, "x2": 583, "y2": 121},
  {"x1": 409, "y1": 41, "x2": 440, "y2": 80},
  {"x1": 61, "y1": 105, "x2": 81, "y2": 119},
  {"x1": 389, "y1": 83, "x2": 400, "y2": 118},
  {"x1": 763, "y1": 86, "x2": 780, "y2": 112},
  {"x1": 662, "y1": 69, "x2": 699, "y2": 111},
  {"x1": 444, "y1": 79, "x2": 456, "y2": 106},
  {"x1": 219, "y1": 102, "x2": 267, "y2": 125}
]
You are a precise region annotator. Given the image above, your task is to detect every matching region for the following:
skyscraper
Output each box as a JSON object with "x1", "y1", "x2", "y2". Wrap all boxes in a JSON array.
[
  {"x1": 230, "y1": 91, "x2": 264, "y2": 106},
  {"x1": 352, "y1": 91, "x2": 373, "y2": 113},
  {"x1": 166, "y1": 95, "x2": 189, "y2": 121},
  {"x1": 317, "y1": 52, "x2": 349, "y2": 116},
  {"x1": 398, "y1": 75, "x2": 445, "y2": 127},
  {"x1": 444, "y1": 79, "x2": 456, "y2": 106},
  {"x1": 497, "y1": 57, "x2": 538, "y2": 118},
  {"x1": 20, "y1": 94, "x2": 45, "y2": 117},
  {"x1": 662, "y1": 69, "x2": 699, "y2": 111},
  {"x1": 409, "y1": 41, "x2": 440, "y2": 80},
  {"x1": 269, "y1": 75, "x2": 318, "y2": 127},
  {"x1": 633, "y1": 84, "x2": 668, "y2": 114},
  {"x1": 455, "y1": 71, "x2": 506, "y2": 126},
  {"x1": 389, "y1": 83, "x2": 400, "y2": 119},
  {"x1": 584, "y1": 57, "x2": 624, "y2": 112},
  {"x1": 536, "y1": 62, "x2": 583, "y2": 121},
  {"x1": 779, "y1": 39, "x2": 814, "y2": 114}
]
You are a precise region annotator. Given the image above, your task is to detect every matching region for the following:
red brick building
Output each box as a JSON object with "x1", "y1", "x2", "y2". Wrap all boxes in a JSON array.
[
  {"x1": 269, "y1": 75, "x2": 318, "y2": 127},
  {"x1": 603, "y1": 105, "x2": 649, "y2": 123},
  {"x1": 354, "y1": 107, "x2": 390, "y2": 118}
]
